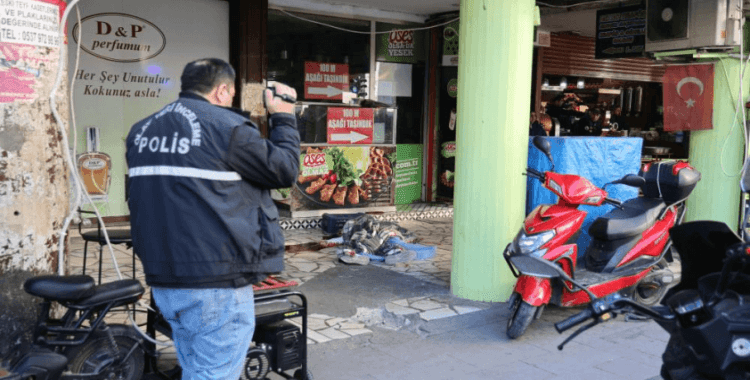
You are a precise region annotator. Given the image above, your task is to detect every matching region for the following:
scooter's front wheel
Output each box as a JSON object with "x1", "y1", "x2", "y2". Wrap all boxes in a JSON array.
[{"x1": 507, "y1": 300, "x2": 538, "y2": 339}]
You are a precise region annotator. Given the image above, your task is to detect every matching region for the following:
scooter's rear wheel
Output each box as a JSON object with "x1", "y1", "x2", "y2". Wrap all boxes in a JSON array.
[
  {"x1": 506, "y1": 300, "x2": 538, "y2": 339},
  {"x1": 632, "y1": 259, "x2": 673, "y2": 306},
  {"x1": 65, "y1": 324, "x2": 145, "y2": 380}
]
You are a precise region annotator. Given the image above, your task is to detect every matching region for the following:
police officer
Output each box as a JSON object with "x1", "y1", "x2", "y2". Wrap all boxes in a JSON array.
[{"x1": 126, "y1": 58, "x2": 300, "y2": 380}]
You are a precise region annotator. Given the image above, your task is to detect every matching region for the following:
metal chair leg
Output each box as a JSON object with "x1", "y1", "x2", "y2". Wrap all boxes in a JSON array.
[
  {"x1": 131, "y1": 250, "x2": 136, "y2": 320},
  {"x1": 98, "y1": 243, "x2": 103, "y2": 285},
  {"x1": 82, "y1": 241, "x2": 89, "y2": 276},
  {"x1": 132, "y1": 250, "x2": 136, "y2": 280}
]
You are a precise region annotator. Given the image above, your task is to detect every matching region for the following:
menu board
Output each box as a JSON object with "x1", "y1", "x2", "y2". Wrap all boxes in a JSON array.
[{"x1": 595, "y1": 5, "x2": 646, "y2": 59}]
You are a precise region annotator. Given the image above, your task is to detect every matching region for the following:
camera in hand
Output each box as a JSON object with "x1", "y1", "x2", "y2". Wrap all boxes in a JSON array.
[{"x1": 265, "y1": 85, "x2": 296, "y2": 108}]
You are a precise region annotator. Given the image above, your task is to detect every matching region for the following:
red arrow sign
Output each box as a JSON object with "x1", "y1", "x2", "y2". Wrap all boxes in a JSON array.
[
  {"x1": 304, "y1": 61, "x2": 349, "y2": 100},
  {"x1": 327, "y1": 107, "x2": 374, "y2": 145}
]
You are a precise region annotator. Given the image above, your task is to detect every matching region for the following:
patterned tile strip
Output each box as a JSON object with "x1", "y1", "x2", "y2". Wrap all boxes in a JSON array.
[{"x1": 280, "y1": 203, "x2": 453, "y2": 230}]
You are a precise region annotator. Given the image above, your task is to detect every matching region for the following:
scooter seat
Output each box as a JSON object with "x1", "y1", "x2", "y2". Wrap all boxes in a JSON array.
[
  {"x1": 73, "y1": 279, "x2": 145, "y2": 308},
  {"x1": 589, "y1": 197, "x2": 666, "y2": 240},
  {"x1": 24, "y1": 275, "x2": 96, "y2": 301}
]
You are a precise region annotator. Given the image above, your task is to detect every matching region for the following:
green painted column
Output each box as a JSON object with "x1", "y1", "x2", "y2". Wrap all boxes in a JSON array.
[
  {"x1": 451, "y1": 0, "x2": 536, "y2": 302},
  {"x1": 684, "y1": 59, "x2": 748, "y2": 228}
]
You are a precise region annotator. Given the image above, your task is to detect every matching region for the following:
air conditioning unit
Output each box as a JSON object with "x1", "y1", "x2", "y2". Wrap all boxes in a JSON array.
[{"x1": 645, "y1": 0, "x2": 744, "y2": 52}]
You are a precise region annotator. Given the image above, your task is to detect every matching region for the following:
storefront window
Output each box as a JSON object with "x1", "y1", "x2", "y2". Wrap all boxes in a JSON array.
[
  {"x1": 268, "y1": 12, "x2": 429, "y2": 210},
  {"x1": 375, "y1": 22, "x2": 427, "y2": 145},
  {"x1": 267, "y1": 10, "x2": 370, "y2": 104}
]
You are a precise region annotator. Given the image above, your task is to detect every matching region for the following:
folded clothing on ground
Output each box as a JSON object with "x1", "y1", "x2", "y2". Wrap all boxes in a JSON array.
[{"x1": 335, "y1": 215, "x2": 436, "y2": 265}]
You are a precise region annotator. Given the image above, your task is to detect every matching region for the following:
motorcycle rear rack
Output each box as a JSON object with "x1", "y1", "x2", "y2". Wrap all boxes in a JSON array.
[{"x1": 253, "y1": 276, "x2": 299, "y2": 292}]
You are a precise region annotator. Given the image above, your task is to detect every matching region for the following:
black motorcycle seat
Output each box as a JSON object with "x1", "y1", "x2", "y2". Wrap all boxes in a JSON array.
[
  {"x1": 73, "y1": 279, "x2": 145, "y2": 308},
  {"x1": 589, "y1": 197, "x2": 666, "y2": 240},
  {"x1": 24, "y1": 275, "x2": 96, "y2": 301}
]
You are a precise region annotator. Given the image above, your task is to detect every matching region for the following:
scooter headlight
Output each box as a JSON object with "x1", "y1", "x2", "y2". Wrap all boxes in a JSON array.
[
  {"x1": 512, "y1": 230, "x2": 555, "y2": 257},
  {"x1": 547, "y1": 179, "x2": 563, "y2": 196}
]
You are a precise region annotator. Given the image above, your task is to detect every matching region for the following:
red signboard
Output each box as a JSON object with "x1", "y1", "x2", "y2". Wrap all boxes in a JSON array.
[
  {"x1": 327, "y1": 107, "x2": 374, "y2": 145},
  {"x1": 304, "y1": 61, "x2": 349, "y2": 100},
  {"x1": 663, "y1": 64, "x2": 714, "y2": 131}
]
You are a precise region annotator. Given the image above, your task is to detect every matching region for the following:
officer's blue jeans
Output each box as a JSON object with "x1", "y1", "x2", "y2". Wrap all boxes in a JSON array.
[{"x1": 152, "y1": 286, "x2": 255, "y2": 380}]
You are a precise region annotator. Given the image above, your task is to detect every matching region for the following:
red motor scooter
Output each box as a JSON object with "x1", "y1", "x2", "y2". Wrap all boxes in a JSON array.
[{"x1": 503, "y1": 136, "x2": 701, "y2": 339}]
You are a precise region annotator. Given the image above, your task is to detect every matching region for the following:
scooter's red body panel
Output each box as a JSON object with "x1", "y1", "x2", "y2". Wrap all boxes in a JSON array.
[
  {"x1": 544, "y1": 172, "x2": 608, "y2": 206},
  {"x1": 617, "y1": 207, "x2": 677, "y2": 268},
  {"x1": 523, "y1": 205, "x2": 586, "y2": 248},
  {"x1": 514, "y1": 275, "x2": 552, "y2": 307},
  {"x1": 514, "y1": 244, "x2": 580, "y2": 306},
  {"x1": 560, "y1": 268, "x2": 651, "y2": 306}
]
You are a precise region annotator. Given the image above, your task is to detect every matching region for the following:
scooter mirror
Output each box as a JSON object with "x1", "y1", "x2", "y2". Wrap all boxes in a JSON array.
[
  {"x1": 615, "y1": 174, "x2": 646, "y2": 188},
  {"x1": 532, "y1": 136, "x2": 554, "y2": 170},
  {"x1": 532, "y1": 136, "x2": 551, "y2": 156}
]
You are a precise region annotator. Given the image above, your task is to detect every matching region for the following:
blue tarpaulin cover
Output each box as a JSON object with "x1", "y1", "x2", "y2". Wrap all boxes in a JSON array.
[{"x1": 526, "y1": 137, "x2": 644, "y2": 256}]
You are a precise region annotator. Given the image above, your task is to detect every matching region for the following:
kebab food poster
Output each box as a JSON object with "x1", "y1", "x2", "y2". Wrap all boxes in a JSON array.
[{"x1": 292, "y1": 146, "x2": 396, "y2": 210}]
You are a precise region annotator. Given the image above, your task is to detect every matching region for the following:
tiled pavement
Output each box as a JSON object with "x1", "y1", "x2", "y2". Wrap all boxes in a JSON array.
[
  {"x1": 67, "y1": 216, "x2": 469, "y2": 348},
  {"x1": 282, "y1": 217, "x2": 454, "y2": 288}
]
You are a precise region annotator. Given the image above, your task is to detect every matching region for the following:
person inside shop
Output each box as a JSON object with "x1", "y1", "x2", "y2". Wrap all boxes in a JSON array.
[
  {"x1": 575, "y1": 108, "x2": 603, "y2": 136},
  {"x1": 529, "y1": 111, "x2": 547, "y2": 136},
  {"x1": 608, "y1": 106, "x2": 627, "y2": 131},
  {"x1": 544, "y1": 94, "x2": 565, "y2": 119},
  {"x1": 126, "y1": 58, "x2": 300, "y2": 380},
  {"x1": 530, "y1": 112, "x2": 554, "y2": 136},
  {"x1": 545, "y1": 94, "x2": 582, "y2": 135}
]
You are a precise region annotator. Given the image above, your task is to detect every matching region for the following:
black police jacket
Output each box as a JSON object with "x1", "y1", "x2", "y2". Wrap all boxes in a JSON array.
[{"x1": 125, "y1": 92, "x2": 300, "y2": 288}]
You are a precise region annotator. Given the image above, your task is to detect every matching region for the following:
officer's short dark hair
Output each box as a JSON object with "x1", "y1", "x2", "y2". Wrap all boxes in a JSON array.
[
  {"x1": 180, "y1": 58, "x2": 236, "y2": 94},
  {"x1": 590, "y1": 108, "x2": 602, "y2": 116}
]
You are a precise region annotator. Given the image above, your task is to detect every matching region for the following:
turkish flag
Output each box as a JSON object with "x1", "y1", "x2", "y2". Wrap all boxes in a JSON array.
[{"x1": 663, "y1": 64, "x2": 714, "y2": 131}]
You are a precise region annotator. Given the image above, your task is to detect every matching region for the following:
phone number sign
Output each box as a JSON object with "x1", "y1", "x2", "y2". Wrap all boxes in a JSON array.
[
  {"x1": 304, "y1": 61, "x2": 348, "y2": 100},
  {"x1": 0, "y1": 0, "x2": 62, "y2": 47},
  {"x1": 327, "y1": 107, "x2": 373, "y2": 145}
]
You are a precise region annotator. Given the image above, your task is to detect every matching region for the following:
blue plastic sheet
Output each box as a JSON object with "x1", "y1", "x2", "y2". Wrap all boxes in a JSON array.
[{"x1": 526, "y1": 137, "x2": 644, "y2": 256}]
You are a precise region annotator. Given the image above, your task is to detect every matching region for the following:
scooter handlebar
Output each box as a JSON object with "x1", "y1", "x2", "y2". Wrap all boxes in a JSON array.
[
  {"x1": 604, "y1": 197, "x2": 622, "y2": 207},
  {"x1": 555, "y1": 307, "x2": 594, "y2": 333},
  {"x1": 555, "y1": 297, "x2": 670, "y2": 334},
  {"x1": 526, "y1": 168, "x2": 544, "y2": 180}
]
